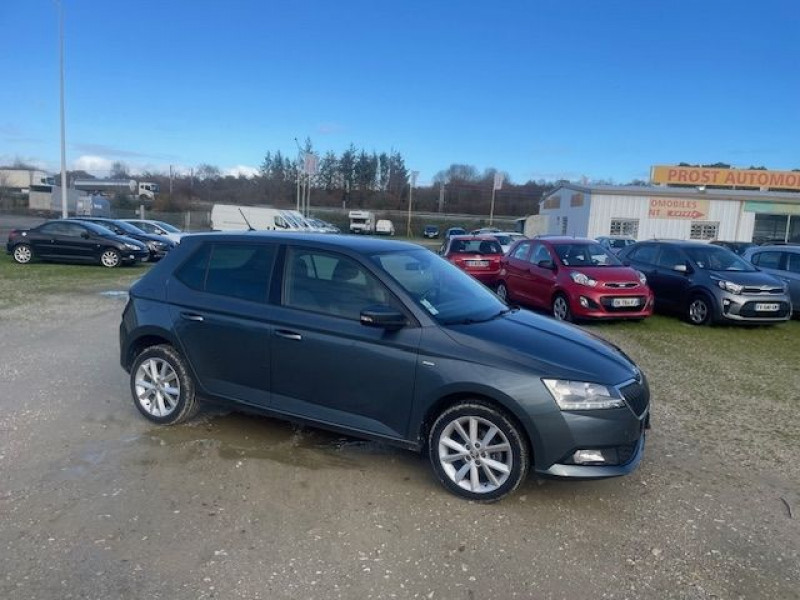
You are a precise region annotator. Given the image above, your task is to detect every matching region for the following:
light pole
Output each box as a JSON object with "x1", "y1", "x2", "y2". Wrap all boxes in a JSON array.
[
  {"x1": 406, "y1": 171, "x2": 419, "y2": 238},
  {"x1": 57, "y1": 0, "x2": 68, "y2": 218}
]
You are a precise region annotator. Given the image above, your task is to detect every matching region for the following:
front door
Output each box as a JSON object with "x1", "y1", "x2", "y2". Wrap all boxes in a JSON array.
[{"x1": 270, "y1": 247, "x2": 420, "y2": 440}]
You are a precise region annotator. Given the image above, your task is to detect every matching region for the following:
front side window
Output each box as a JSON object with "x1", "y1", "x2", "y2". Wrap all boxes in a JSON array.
[
  {"x1": 283, "y1": 248, "x2": 392, "y2": 320},
  {"x1": 529, "y1": 243, "x2": 552, "y2": 266},
  {"x1": 61, "y1": 223, "x2": 88, "y2": 238},
  {"x1": 656, "y1": 246, "x2": 685, "y2": 269},
  {"x1": 629, "y1": 244, "x2": 658, "y2": 265},
  {"x1": 751, "y1": 251, "x2": 782, "y2": 270},
  {"x1": 372, "y1": 249, "x2": 505, "y2": 325},
  {"x1": 511, "y1": 241, "x2": 531, "y2": 260},
  {"x1": 787, "y1": 253, "x2": 800, "y2": 274}
]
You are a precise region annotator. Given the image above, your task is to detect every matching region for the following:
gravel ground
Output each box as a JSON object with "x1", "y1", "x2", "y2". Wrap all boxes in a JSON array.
[{"x1": 0, "y1": 291, "x2": 798, "y2": 600}]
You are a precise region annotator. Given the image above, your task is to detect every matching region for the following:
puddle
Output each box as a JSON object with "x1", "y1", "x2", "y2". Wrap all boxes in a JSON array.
[
  {"x1": 99, "y1": 290, "x2": 129, "y2": 299},
  {"x1": 146, "y1": 412, "x2": 402, "y2": 470}
]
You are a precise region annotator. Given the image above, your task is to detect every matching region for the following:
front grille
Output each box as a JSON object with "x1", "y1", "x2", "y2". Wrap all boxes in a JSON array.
[
  {"x1": 738, "y1": 301, "x2": 790, "y2": 318},
  {"x1": 604, "y1": 282, "x2": 638, "y2": 289},
  {"x1": 742, "y1": 286, "x2": 784, "y2": 295},
  {"x1": 599, "y1": 296, "x2": 647, "y2": 312},
  {"x1": 619, "y1": 381, "x2": 649, "y2": 417}
]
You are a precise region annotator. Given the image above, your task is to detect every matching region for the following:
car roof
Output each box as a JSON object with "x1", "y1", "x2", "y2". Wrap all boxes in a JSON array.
[
  {"x1": 537, "y1": 236, "x2": 597, "y2": 245},
  {"x1": 182, "y1": 231, "x2": 422, "y2": 253},
  {"x1": 449, "y1": 235, "x2": 500, "y2": 241},
  {"x1": 753, "y1": 244, "x2": 800, "y2": 253}
]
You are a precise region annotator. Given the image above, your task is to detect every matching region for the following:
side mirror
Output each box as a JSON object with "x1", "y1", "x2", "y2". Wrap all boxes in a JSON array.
[
  {"x1": 537, "y1": 259, "x2": 555, "y2": 270},
  {"x1": 673, "y1": 264, "x2": 688, "y2": 273},
  {"x1": 360, "y1": 305, "x2": 407, "y2": 330}
]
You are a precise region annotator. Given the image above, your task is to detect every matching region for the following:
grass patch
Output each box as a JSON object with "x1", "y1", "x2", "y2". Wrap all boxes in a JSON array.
[{"x1": 0, "y1": 252, "x2": 148, "y2": 310}]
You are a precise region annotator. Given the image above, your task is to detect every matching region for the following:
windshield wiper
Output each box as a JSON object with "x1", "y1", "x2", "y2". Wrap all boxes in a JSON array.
[{"x1": 443, "y1": 307, "x2": 517, "y2": 326}]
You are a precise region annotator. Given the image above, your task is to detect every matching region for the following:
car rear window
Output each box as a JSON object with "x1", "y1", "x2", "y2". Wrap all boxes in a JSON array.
[{"x1": 449, "y1": 239, "x2": 502, "y2": 255}]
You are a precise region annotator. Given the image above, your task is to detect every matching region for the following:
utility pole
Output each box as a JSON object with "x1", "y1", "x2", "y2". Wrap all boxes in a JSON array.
[
  {"x1": 57, "y1": 0, "x2": 68, "y2": 218},
  {"x1": 169, "y1": 165, "x2": 173, "y2": 204},
  {"x1": 407, "y1": 171, "x2": 419, "y2": 238},
  {"x1": 438, "y1": 182, "x2": 445, "y2": 212},
  {"x1": 490, "y1": 172, "x2": 504, "y2": 225}
]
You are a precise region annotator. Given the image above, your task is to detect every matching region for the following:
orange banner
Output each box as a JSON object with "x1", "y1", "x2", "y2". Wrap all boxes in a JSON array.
[
  {"x1": 651, "y1": 165, "x2": 800, "y2": 191},
  {"x1": 648, "y1": 197, "x2": 709, "y2": 220}
]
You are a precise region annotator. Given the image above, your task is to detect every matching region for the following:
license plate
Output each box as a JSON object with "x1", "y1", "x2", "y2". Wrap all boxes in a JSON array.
[
  {"x1": 755, "y1": 303, "x2": 779, "y2": 312},
  {"x1": 466, "y1": 260, "x2": 489, "y2": 267},
  {"x1": 612, "y1": 298, "x2": 639, "y2": 307}
]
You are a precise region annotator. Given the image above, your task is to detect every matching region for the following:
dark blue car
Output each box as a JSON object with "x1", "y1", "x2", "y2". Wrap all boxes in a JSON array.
[{"x1": 120, "y1": 232, "x2": 650, "y2": 501}]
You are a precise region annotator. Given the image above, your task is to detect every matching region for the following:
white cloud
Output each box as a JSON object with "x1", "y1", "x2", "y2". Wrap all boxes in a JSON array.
[
  {"x1": 72, "y1": 155, "x2": 114, "y2": 175},
  {"x1": 223, "y1": 165, "x2": 260, "y2": 178}
]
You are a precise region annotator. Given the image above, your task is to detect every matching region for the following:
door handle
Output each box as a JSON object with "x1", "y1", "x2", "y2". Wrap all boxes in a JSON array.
[
  {"x1": 181, "y1": 312, "x2": 204, "y2": 322},
  {"x1": 275, "y1": 330, "x2": 302, "y2": 341}
]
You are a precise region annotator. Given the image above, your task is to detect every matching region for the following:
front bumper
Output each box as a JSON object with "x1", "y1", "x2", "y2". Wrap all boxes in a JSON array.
[
  {"x1": 714, "y1": 290, "x2": 792, "y2": 323},
  {"x1": 568, "y1": 288, "x2": 655, "y2": 320},
  {"x1": 538, "y1": 434, "x2": 645, "y2": 478}
]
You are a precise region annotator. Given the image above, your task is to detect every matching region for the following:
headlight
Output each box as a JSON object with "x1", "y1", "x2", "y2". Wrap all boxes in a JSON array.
[
  {"x1": 570, "y1": 272, "x2": 597, "y2": 287},
  {"x1": 714, "y1": 279, "x2": 743, "y2": 295},
  {"x1": 543, "y1": 379, "x2": 625, "y2": 410},
  {"x1": 637, "y1": 270, "x2": 647, "y2": 286},
  {"x1": 124, "y1": 243, "x2": 140, "y2": 250}
]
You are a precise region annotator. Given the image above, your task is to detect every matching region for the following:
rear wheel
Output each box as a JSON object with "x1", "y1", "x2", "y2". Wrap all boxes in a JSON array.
[
  {"x1": 496, "y1": 282, "x2": 509, "y2": 302},
  {"x1": 100, "y1": 248, "x2": 121, "y2": 268},
  {"x1": 687, "y1": 295, "x2": 712, "y2": 325},
  {"x1": 12, "y1": 244, "x2": 33, "y2": 264},
  {"x1": 552, "y1": 293, "x2": 572, "y2": 322},
  {"x1": 130, "y1": 344, "x2": 198, "y2": 424},
  {"x1": 428, "y1": 401, "x2": 529, "y2": 502}
]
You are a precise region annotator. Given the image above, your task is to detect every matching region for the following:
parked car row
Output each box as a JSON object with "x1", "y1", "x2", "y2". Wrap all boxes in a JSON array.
[{"x1": 6, "y1": 218, "x2": 185, "y2": 268}]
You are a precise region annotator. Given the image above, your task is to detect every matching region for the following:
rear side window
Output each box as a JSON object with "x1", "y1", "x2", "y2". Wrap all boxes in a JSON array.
[
  {"x1": 629, "y1": 244, "x2": 658, "y2": 265},
  {"x1": 175, "y1": 243, "x2": 275, "y2": 303},
  {"x1": 751, "y1": 251, "x2": 782, "y2": 270}
]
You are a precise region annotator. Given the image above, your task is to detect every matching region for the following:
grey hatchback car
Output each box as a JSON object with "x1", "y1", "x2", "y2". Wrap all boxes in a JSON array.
[
  {"x1": 743, "y1": 245, "x2": 800, "y2": 316},
  {"x1": 120, "y1": 233, "x2": 650, "y2": 501}
]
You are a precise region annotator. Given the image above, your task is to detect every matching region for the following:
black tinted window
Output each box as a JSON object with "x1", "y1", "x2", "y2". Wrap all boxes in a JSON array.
[
  {"x1": 630, "y1": 244, "x2": 658, "y2": 264},
  {"x1": 656, "y1": 246, "x2": 685, "y2": 269},
  {"x1": 61, "y1": 223, "x2": 87, "y2": 238},
  {"x1": 751, "y1": 251, "x2": 782, "y2": 270},
  {"x1": 175, "y1": 245, "x2": 211, "y2": 290},
  {"x1": 284, "y1": 248, "x2": 392, "y2": 320},
  {"x1": 39, "y1": 223, "x2": 65, "y2": 235},
  {"x1": 205, "y1": 244, "x2": 275, "y2": 302}
]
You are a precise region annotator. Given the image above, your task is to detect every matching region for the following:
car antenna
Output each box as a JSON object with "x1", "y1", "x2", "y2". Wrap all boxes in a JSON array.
[{"x1": 238, "y1": 208, "x2": 256, "y2": 231}]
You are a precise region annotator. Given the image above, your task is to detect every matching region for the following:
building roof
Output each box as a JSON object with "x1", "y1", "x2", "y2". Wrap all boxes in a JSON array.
[{"x1": 543, "y1": 183, "x2": 800, "y2": 205}]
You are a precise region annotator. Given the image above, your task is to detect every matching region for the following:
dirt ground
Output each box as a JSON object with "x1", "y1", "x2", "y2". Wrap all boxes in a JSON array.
[{"x1": 0, "y1": 288, "x2": 798, "y2": 600}]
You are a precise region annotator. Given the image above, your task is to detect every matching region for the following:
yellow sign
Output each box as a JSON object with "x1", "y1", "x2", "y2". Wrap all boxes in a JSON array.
[
  {"x1": 648, "y1": 197, "x2": 709, "y2": 220},
  {"x1": 651, "y1": 165, "x2": 800, "y2": 191}
]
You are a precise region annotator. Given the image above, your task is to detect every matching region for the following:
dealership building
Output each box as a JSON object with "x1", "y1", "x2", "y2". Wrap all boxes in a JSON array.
[{"x1": 538, "y1": 166, "x2": 800, "y2": 244}]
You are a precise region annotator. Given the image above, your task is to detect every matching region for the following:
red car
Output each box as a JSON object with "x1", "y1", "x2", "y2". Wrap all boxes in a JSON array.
[
  {"x1": 440, "y1": 235, "x2": 504, "y2": 285},
  {"x1": 496, "y1": 237, "x2": 654, "y2": 321}
]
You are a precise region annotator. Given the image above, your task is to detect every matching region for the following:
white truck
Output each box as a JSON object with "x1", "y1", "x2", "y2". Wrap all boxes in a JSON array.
[
  {"x1": 210, "y1": 204, "x2": 315, "y2": 232},
  {"x1": 73, "y1": 179, "x2": 160, "y2": 202},
  {"x1": 349, "y1": 210, "x2": 375, "y2": 234}
]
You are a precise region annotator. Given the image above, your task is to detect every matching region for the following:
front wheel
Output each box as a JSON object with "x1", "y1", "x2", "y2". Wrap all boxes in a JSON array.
[
  {"x1": 100, "y1": 248, "x2": 121, "y2": 268},
  {"x1": 687, "y1": 295, "x2": 712, "y2": 326},
  {"x1": 496, "y1": 282, "x2": 509, "y2": 302},
  {"x1": 428, "y1": 401, "x2": 529, "y2": 502},
  {"x1": 552, "y1": 293, "x2": 572, "y2": 322},
  {"x1": 130, "y1": 344, "x2": 198, "y2": 424},
  {"x1": 12, "y1": 243, "x2": 33, "y2": 264}
]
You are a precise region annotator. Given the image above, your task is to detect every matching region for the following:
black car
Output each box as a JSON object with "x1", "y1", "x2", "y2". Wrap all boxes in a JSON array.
[
  {"x1": 74, "y1": 217, "x2": 175, "y2": 261},
  {"x1": 120, "y1": 232, "x2": 650, "y2": 501},
  {"x1": 423, "y1": 225, "x2": 439, "y2": 239},
  {"x1": 709, "y1": 240, "x2": 757, "y2": 256},
  {"x1": 7, "y1": 219, "x2": 149, "y2": 267},
  {"x1": 619, "y1": 240, "x2": 791, "y2": 325}
]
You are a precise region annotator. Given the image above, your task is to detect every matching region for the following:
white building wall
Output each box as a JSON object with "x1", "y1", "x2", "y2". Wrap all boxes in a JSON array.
[
  {"x1": 539, "y1": 189, "x2": 592, "y2": 236},
  {"x1": 586, "y1": 193, "x2": 756, "y2": 241}
]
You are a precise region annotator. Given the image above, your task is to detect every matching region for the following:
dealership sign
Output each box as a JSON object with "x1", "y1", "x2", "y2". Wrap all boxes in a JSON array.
[
  {"x1": 648, "y1": 197, "x2": 709, "y2": 220},
  {"x1": 651, "y1": 165, "x2": 800, "y2": 191}
]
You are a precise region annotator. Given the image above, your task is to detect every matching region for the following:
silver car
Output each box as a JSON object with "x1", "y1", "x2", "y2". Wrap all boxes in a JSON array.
[{"x1": 744, "y1": 245, "x2": 800, "y2": 317}]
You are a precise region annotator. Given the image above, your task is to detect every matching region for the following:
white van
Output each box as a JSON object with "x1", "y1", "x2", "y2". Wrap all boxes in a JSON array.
[
  {"x1": 211, "y1": 204, "x2": 306, "y2": 232},
  {"x1": 376, "y1": 219, "x2": 395, "y2": 236}
]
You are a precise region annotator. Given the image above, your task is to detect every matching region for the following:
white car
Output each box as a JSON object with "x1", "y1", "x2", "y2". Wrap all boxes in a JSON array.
[
  {"x1": 124, "y1": 219, "x2": 185, "y2": 244},
  {"x1": 376, "y1": 219, "x2": 395, "y2": 236},
  {"x1": 492, "y1": 231, "x2": 527, "y2": 254}
]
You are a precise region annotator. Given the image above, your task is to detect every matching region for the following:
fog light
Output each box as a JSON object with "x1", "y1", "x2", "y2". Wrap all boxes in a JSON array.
[
  {"x1": 722, "y1": 298, "x2": 732, "y2": 314},
  {"x1": 579, "y1": 296, "x2": 590, "y2": 308},
  {"x1": 572, "y1": 449, "x2": 606, "y2": 465}
]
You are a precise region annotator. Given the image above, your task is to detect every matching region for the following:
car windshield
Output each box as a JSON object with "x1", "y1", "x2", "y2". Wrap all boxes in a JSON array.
[
  {"x1": 108, "y1": 220, "x2": 146, "y2": 235},
  {"x1": 448, "y1": 228, "x2": 465, "y2": 236},
  {"x1": 153, "y1": 221, "x2": 181, "y2": 233},
  {"x1": 372, "y1": 248, "x2": 507, "y2": 325},
  {"x1": 493, "y1": 235, "x2": 511, "y2": 245},
  {"x1": 554, "y1": 243, "x2": 621, "y2": 266},
  {"x1": 685, "y1": 246, "x2": 757, "y2": 272}
]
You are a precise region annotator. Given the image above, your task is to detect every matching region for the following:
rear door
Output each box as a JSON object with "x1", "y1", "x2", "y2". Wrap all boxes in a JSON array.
[
  {"x1": 269, "y1": 246, "x2": 421, "y2": 440},
  {"x1": 168, "y1": 242, "x2": 277, "y2": 406},
  {"x1": 59, "y1": 222, "x2": 97, "y2": 260},
  {"x1": 503, "y1": 241, "x2": 532, "y2": 301}
]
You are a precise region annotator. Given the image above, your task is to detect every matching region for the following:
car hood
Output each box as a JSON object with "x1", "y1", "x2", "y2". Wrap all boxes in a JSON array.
[
  {"x1": 564, "y1": 266, "x2": 642, "y2": 283},
  {"x1": 113, "y1": 235, "x2": 147, "y2": 249},
  {"x1": 442, "y1": 309, "x2": 639, "y2": 385},
  {"x1": 706, "y1": 269, "x2": 781, "y2": 286}
]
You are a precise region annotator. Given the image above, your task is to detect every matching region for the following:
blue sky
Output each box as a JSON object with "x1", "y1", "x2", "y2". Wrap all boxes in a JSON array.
[{"x1": 1, "y1": 0, "x2": 798, "y2": 185}]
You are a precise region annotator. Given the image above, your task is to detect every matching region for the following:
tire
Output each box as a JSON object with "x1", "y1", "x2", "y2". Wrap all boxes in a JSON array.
[
  {"x1": 12, "y1": 243, "x2": 33, "y2": 264},
  {"x1": 496, "y1": 281, "x2": 509, "y2": 302},
  {"x1": 428, "y1": 401, "x2": 529, "y2": 502},
  {"x1": 100, "y1": 248, "x2": 121, "y2": 268},
  {"x1": 687, "y1": 295, "x2": 712, "y2": 326},
  {"x1": 130, "y1": 344, "x2": 198, "y2": 425},
  {"x1": 552, "y1": 293, "x2": 572, "y2": 322}
]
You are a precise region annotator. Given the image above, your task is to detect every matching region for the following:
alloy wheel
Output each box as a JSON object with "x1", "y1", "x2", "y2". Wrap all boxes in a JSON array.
[
  {"x1": 13, "y1": 245, "x2": 32, "y2": 264},
  {"x1": 134, "y1": 358, "x2": 181, "y2": 418},
  {"x1": 101, "y1": 249, "x2": 120, "y2": 268}
]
